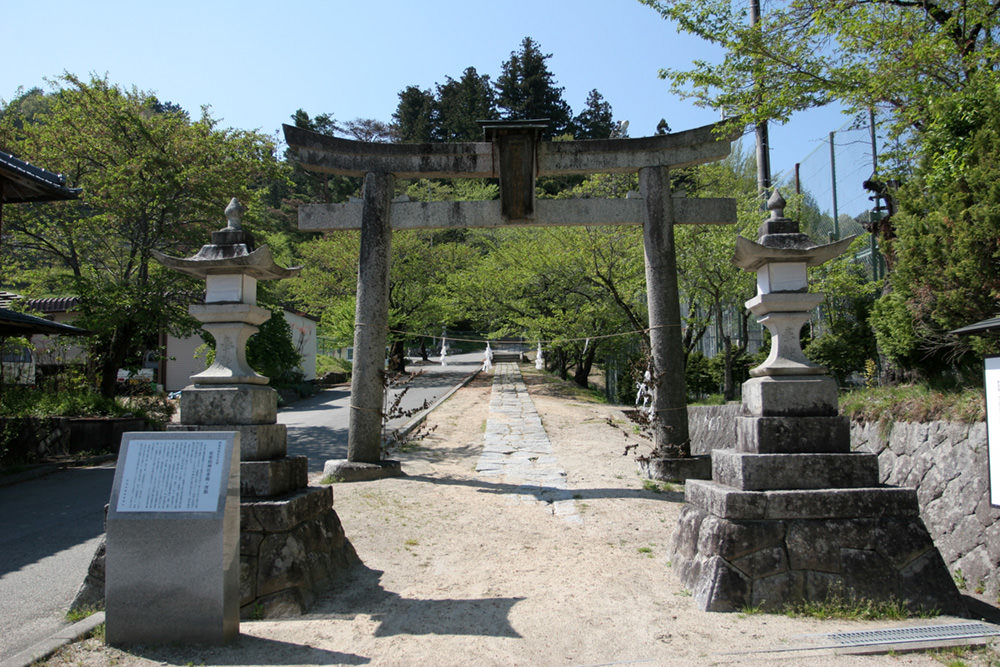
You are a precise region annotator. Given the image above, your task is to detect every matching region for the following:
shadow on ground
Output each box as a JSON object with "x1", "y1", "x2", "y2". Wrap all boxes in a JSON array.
[
  {"x1": 308, "y1": 564, "x2": 524, "y2": 638},
  {"x1": 111, "y1": 635, "x2": 370, "y2": 666},
  {"x1": 402, "y1": 471, "x2": 686, "y2": 504}
]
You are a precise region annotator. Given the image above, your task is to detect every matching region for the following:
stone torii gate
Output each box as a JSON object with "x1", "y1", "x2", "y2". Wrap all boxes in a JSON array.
[{"x1": 284, "y1": 120, "x2": 736, "y2": 479}]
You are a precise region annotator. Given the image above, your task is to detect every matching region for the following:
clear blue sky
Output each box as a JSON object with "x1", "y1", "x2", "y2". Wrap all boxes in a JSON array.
[{"x1": 4, "y1": 0, "x2": 851, "y2": 189}]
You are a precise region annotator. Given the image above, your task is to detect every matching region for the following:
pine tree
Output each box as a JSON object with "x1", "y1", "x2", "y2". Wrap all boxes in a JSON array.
[
  {"x1": 495, "y1": 37, "x2": 573, "y2": 138},
  {"x1": 571, "y1": 89, "x2": 615, "y2": 140},
  {"x1": 392, "y1": 86, "x2": 435, "y2": 143},
  {"x1": 434, "y1": 67, "x2": 496, "y2": 142}
]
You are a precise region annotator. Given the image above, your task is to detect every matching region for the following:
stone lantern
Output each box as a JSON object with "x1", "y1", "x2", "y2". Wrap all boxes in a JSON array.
[
  {"x1": 667, "y1": 190, "x2": 963, "y2": 615},
  {"x1": 731, "y1": 190, "x2": 853, "y2": 416},
  {"x1": 154, "y1": 199, "x2": 357, "y2": 617},
  {"x1": 154, "y1": 198, "x2": 299, "y2": 386}
]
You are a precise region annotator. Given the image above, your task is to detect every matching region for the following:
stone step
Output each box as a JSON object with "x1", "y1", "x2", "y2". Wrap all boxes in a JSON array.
[
  {"x1": 712, "y1": 450, "x2": 879, "y2": 491},
  {"x1": 736, "y1": 415, "x2": 851, "y2": 454},
  {"x1": 240, "y1": 456, "x2": 308, "y2": 498},
  {"x1": 685, "y1": 479, "x2": 919, "y2": 521},
  {"x1": 169, "y1": 423, "x2": 287, "y2": 461}
]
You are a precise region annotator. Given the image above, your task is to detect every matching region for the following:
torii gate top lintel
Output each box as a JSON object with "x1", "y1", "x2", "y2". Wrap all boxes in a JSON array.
[
  {"x1": 283, "y1": 120, "x2": 737, "y2": 230},
  {"x1": 282, "y1": 120, "x2": 734, "y2": 180}
]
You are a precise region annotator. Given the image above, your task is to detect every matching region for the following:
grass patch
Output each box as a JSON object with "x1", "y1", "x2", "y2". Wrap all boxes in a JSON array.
[
  {"x1": 317, "y1": 354, "x2": 352, "y2": 376},
  {"x1": 929, "y1": 645, "x2": 1000, "y2": 667},
  {"x1": 785, "y1": 585, "x2": 935, "y2": 621},
  {"x1": 840, "y1": 385, "x2": 985, "y2": 424},
  {"x1": 641, "y1": 479, "x2": 678, "y2": 494},
  {"x1": 689, "y1": 393, "x2": 727, "y2": 406},
  {"x1": 65, "y1": 605, "x2": 102, "y2": 623}
]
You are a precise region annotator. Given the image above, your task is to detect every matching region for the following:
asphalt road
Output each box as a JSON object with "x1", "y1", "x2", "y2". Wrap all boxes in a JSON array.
[
  {"x1": 282, "y1": 351, "x2": 483, "y2": 473},
  {"x1": 0, "y1": 464, "x2": 114, "y2": 663},
  {"x1": 0, "y1": 350, "x2": 483, "y2": 663}
]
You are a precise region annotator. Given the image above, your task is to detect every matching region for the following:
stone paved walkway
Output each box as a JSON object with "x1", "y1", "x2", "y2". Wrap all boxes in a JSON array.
[{"x1": 475, "y1": 362, "x2": 581, "y2": 523}]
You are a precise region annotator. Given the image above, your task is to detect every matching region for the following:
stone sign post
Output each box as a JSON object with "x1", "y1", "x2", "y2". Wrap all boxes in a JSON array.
[
  {"x1": 105, "y1": 431, "x2": 240, "y2": 645},
  {"x1": 669, "y1": 191, "x2": 964, "y2": 613},
  {"x1": 284, "y1": 121, "x2": 738, "y2": 479}
]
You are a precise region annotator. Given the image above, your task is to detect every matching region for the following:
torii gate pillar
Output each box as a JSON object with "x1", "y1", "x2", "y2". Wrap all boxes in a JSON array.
[
  {"x1": 347, "y1": 171, "x2": 395, "y2": 467},
  {"x1": 641, "y1": 166, "x2": 689, "y2": 457}
]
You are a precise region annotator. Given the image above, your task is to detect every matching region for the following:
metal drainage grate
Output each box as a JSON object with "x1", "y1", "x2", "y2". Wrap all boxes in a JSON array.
[{"x1": 827, "y1": 623, "x2": 1000, "y2": 647}]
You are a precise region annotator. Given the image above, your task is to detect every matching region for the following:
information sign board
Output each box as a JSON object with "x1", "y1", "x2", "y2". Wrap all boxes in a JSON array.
[
  {"x1": 985, "y1": 356, "x2": 1000, "y2": 507},
  {"x1": 110, "y1": 432, "x2": 236, "y2": 517}
]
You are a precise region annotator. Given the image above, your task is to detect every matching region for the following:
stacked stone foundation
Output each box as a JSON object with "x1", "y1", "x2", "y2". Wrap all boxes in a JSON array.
[
  {"x1": 672, "y1": 485, "x2": 962, "y2": 613},
  {"x1": 174, "y1": 384, "x2": 359, "y2": 617},
  {"x1": 670, "y1": 375, "x2": 965, "y2": 614}
]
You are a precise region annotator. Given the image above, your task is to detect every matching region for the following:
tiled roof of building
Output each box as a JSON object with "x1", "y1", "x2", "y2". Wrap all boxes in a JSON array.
[
  {"x1": 0, "y1": 150, "x2": 81, "y2": 203},
  {"x1": 27, "y1": 296, "x2": 80, "y2": 313}
]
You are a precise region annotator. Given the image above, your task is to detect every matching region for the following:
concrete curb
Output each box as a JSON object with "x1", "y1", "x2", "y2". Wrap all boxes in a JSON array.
[
  {"x1": 393, "y1": 368, "x2": 482, "y2": 441},
  {"x1": 0, "y1": 464, "x2": 59, "y2": 488},
  {"x1": 0, "y1": 454, "x2": 117, "y2": 488},
  {"x1": 0, "y1": 611, "x2": 105, "y2": 667}
]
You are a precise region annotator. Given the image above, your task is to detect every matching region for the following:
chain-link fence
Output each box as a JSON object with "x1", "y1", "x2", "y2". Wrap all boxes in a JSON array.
[{"x1": 773, "y1": 115, "x2": 887, "y2": 280}]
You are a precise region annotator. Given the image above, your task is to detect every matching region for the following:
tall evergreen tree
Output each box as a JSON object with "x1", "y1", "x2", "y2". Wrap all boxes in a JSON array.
[
  {"x1": 571, "y1": 89, "x2": 615, "y2": 140},
  {"x1": 392, "y1": 86, "x2": 435, "y2": 143},
  {"x1": 434, "y1": 67, "x2": 497, "y2": 142},
  {"x1": 495, "y1": 37, "x2": 573, "y2": 138}
]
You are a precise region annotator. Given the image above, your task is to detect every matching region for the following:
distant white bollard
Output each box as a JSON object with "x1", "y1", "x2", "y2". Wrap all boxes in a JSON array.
[
  {"x1": 535, "y1": 341, "x2": 544, "y2": 370},
  {"x1": 482, "y1": 342, "x2": 494, "y2": 372}
]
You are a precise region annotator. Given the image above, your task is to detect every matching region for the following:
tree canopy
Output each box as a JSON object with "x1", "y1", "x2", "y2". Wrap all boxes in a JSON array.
[
  {"x1": 0, "y1": 74, "x2": 280, "y2": 395},
  {"x1": 642, "y1": 0, "x2": 1000, "y2": 382}
]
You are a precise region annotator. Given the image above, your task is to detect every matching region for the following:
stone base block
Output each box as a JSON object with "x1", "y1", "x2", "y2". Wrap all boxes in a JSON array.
[
  {"x1": 736, "y1": 415, "x2": 850, "y2": 454},
  {"x1": 323, "y1": 459, "x2": 403, "y2": 482},
  {"x1": 240, "y1": 486, "x2": 360, "y2": 617},
  {"x1": 712, "y1": 450, "x2": 879, "y2": 491},
  {"x1": 106, "y1": 508, "x2": 239, "y2": 645},
  {"x1": 180, "y1": 384, "x2": 277, "y2": 425},
  {"x1": 742, "y1": 375, "x2": 839, "y2": 417},
  {"x1": 638, "y1": 455, "x2": 711, "y2": 482},
  {"x1": 241, "y1": 456, "x2": 308, "y2": 498},
  {"x1": 169, "y1": 423, "x2": 287, "y2": 461},
  {"x1": 685, "y1": 479, "x2": 920, "y2": 520},
  {"x1": 670, "y1": 503, "x2": 965, "y2": 615}
]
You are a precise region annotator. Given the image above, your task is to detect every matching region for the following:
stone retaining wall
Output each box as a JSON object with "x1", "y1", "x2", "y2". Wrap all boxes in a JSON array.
[
  {"x1": 0, "y1": 416, "x2": 150, "y2": 466},
  {"x1": 687, "y1": 407, "x2": 1000, "y2": 602},
  {"x1": 852, "y1": 420, "x2": 1000, "y2": 602},
  {"x1": 0, "y1": 417, "x2": 71, "y2": 465},
  {"x1": 688, "y1": 404, "x2": 740, "y2": 455}
]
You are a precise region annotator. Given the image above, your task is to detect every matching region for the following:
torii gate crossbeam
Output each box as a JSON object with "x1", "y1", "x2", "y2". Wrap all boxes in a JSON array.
[{"x1": 284, "y1": 121, "x2": 737, "y2": 476}]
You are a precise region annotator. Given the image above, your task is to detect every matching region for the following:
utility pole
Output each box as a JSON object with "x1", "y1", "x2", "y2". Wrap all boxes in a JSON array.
[{"x1": 750, "y1": 0, "x2": 771, "y2": 203}]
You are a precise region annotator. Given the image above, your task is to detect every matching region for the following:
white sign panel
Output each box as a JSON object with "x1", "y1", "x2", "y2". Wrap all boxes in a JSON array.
[
  {"x1": 116, "y1": 438, "x2": 228, "y2": 513},
  {"x1": 985, "y1": 356, "x2": 1000, "y2": 507}
]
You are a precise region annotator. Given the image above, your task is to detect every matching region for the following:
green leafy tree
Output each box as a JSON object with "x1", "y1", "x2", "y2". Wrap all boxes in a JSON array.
[
  {"x1": 643, "y1": 0, "x2": 1000, "y2": 382},
  {"x1": 871, "y1": 73, "x2": 1000, "y2": 377},
  {"x1": 640, "y1": 0, "x2": 999, "y2": 137},
  {"x1": 804, "y1": 237, "x2": 881, "y2": 385},
  {"x1": 0, "y1": 74, "x2": 279, "y2": 396},
  {"x1": 495, "y1": 37, "x2": 573, "y2": 137},
  {"x1": 676, "y1": 146, "x2": 758, "y2": 400}
]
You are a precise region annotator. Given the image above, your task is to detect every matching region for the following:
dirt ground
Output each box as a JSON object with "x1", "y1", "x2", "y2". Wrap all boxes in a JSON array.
[{"x1": 46, "y1": 368, "x2": 1000, "y2": 666}]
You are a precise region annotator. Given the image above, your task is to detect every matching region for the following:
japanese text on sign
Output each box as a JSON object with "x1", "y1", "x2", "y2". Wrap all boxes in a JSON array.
[{"x1": 116, "y1": 439, "x2": 226, "y2": 512}]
